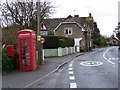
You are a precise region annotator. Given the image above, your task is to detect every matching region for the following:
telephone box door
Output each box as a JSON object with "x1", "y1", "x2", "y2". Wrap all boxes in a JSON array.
[
  {"x1": 20, "y1": 38, "x2": 30, "y2": 68},
  {"x1": 18, "y1": 29, "x2": 37, "y2": 71}
]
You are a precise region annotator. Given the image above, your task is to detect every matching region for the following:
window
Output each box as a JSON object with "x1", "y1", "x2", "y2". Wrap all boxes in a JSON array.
[{"x1": 64, "y1": 28, "x2": 72, "y2": 35}]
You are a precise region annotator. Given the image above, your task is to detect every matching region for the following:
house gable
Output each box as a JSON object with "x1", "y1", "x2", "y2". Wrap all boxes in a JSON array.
[
  {"x1": 54, "y1": 22, "x2": 85, "y2": 32},
  {"x1": 54, "y1": 22, "x2": 83, "y2": 38}
]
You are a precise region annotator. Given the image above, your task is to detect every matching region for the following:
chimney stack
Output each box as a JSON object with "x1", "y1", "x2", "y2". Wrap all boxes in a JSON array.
[
  {"x1": 74, "y1": 15, "x2": 79, "y2": 18},
  {"x1": 89, "y1": 13, "x2": 92, "y2": 17}
]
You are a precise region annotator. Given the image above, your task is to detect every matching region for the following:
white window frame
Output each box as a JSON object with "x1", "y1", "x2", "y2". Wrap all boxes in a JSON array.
[{"x1": 64, "y1": 28, "x2": 73, "y2": 35}]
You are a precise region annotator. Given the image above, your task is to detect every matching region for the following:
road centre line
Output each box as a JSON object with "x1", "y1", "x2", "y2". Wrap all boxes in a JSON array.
[
  {"x1": 69, "y1": 64, "x2": 72, "y2": 67},
  {"x1": 69, "y1": 68, "x2": 73, "y2": 71},
  {"x1": 69, "y1": 71, "x2": 74, "y2": 75},
  {"x1": 69, "y1": 76, "x2": 75, "y2": 80},
  {"x1": 68, "y1": 60, "x2": 77, "y2": 88},
  {"x1": 70, "y1": 83, "x2": 77, "y2": 88},
  {"x1": 103, "y1": 48, "x2": 115, "y2": 65}
]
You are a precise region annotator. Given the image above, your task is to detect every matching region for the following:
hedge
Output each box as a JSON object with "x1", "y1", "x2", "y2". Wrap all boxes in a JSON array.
[
  {"x1": 2, "y1": 46, "x2": 18, "y2": 73},
  {"x1": 43, "y1": 35, "x2": 74, "y2": 49}
]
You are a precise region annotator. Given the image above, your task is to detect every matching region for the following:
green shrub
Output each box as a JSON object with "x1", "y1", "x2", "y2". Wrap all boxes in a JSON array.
[
  {"x1": 2, "y1": 48, "x2": 13, "y2": 72},
  {"x1": 93, "y1": 35, "x2": 107, "y2": 47},
  {"x1": 65, "y1": 37, "x2": 74, "y2": 47},
  {"x1": 2, "y1": 46, "x2": 18, "y2": 73},
  {"x1": 43, "y1": 35, "x2": 74, "y2": 49},
  {"x1": 43, "y1": 35, "x2": 60, "y2": 49}
]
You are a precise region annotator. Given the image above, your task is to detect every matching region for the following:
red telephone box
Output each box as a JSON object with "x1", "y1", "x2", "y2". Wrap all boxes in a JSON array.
[{"x1": 18, "y1": 29, "x2": 37, "y2": 71}]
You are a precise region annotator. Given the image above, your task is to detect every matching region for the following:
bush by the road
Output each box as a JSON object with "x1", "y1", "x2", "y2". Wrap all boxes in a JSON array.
[
  {"x1": 43, "y1": 35, "x2": 74, "y2": 49},
  {"x1": 2, "y1": 46, "x2": 18, "y2": 73},
  {"x1": 93, "y1": 35, "x2": 107, "y2": 47}
]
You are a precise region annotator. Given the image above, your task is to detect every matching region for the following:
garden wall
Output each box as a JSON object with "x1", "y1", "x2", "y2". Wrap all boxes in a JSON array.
[{"x1": 44, "y1": 47, "x2": 75, "y2": 57}]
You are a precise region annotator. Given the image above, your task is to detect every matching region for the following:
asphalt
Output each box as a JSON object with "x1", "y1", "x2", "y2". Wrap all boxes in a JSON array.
[
  {"x1": 28, "y1": 46, "x2": 119, "y2": 88},
  {"x1": 2, "y1": 52, "x2": 84, "y2": 88},
  {"x1": 73, "y1": 46, "x2": 118, "y2": 88}
]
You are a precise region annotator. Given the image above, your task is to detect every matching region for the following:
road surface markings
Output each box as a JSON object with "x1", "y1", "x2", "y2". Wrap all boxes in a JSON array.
[
  {"x1": 69, "y1": 76, "x2": 75, "y2": 80},
  {"x1": 69, "y1": 68, "x2": 73, "y2": 71},
  {"x1": 69, "y1": 64, "x2": 72, "y2": 67},
  {"x1": 70, "y1": 83, "x2": 77, "y2": 88},
  {"x1": 68, "y1": 61, "x2": 77, "y2": 88},
  {"x1": 103, "y1": 48, "x2": 115, "y2": 65},
  {"x1": 109, "y1": 58, "x2": 119, "y2": 60},
  {"x1": 69, "y1": 71, "x2": 74, "y2": 75},
  {"x1": 80, "y1": 61, "x2": 103, "y2": 67}
]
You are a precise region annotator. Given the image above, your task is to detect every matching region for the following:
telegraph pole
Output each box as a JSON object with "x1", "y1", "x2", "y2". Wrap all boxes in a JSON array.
[{"x1": 37, "y1": 0, "x2": 43, "y2": 65}]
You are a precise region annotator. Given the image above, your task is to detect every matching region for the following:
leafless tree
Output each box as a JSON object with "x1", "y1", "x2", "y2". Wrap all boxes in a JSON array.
[{"x1": 0, "y1": 0, "x2": 55, "y2": 29}]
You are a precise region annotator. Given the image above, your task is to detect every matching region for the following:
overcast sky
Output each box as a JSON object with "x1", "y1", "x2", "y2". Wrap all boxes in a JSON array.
[
  {"x1": 50, "y1": 0, "x2": 119, "y2": 37},
  {"x1": 1, "y1": 0, "x2": 119, "y2": 37}
]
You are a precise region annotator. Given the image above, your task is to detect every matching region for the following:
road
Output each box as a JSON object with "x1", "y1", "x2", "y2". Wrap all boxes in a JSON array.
[{"x1": 29, "y1": 46, "x2": 119, "y2": 88}]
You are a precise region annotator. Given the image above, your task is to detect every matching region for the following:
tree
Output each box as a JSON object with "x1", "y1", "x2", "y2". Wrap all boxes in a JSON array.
[
  {"x1": 0, "y1": 0, "x2": 55, "y2": 29},
  {"x1": 93, "y1": 22, "x2": 100, "y2": 36},
  {"x1": 92, "y1": 22, "x2": 107, "y2": 47},
  {"x1": 93, "y1": 35, "x2": 107, "y2": 47}
]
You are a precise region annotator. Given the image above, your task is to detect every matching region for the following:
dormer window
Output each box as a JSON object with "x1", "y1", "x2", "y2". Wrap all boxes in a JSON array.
[{"x1": 64, "y1": 28, "x2": 73, "y2": 35}]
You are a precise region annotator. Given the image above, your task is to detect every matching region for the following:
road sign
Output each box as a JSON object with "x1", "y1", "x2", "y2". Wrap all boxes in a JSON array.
[
  {"x1": 40, "y1": 21, "x2": 48, "y2": 36},
  {"x1": 41, "y1": 31, "x2": 48, "y2": 36},
  {"x1": 41, "y1": 22, "x2": 48, "y2": 31},
  {"x1": 41, "y1": 38, "x2": 45, "y2": 44},
  {"x1": 37, "y1": 35, "x2": 41, "y2": 41}
]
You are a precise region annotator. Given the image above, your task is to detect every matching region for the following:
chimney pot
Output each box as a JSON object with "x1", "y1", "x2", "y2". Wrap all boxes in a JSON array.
[{"x1": 74, "y1": 15, "x2": 79, "y2": 18}]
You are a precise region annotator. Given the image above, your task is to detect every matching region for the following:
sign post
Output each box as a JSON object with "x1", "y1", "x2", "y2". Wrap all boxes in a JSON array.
[
  {"x1": 41, "y1": 38, "x2": 45, "y2": 61},
  {"x1": 37, "y1": 0, "x2": 43, "y2": 65}
]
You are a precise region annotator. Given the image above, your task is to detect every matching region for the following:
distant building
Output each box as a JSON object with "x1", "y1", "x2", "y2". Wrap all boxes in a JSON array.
[
  {"x1": 108, "y1": 34, "x2": 119, "y2": 46},
  {"x1": 43, "y1": 13, "x2": 94, "y2": 52}
]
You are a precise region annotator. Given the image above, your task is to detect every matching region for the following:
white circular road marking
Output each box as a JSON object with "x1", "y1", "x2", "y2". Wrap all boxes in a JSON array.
[{"x1": 80, "y1": 61, "x2": 103, "y2": 67}]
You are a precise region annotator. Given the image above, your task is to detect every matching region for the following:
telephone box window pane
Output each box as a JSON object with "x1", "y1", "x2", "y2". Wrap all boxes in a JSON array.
[
  {"x1": 20, "y1": 39, "x2": 30, "y2": 66},
  {"x1": 33, "y1": 39, "x2": 37, "y2": 63}
]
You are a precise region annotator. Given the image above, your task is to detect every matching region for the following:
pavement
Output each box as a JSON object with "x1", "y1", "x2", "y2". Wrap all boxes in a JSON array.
[{"x1": 2, "y1": 52, "x2": 84, "y2": 88}]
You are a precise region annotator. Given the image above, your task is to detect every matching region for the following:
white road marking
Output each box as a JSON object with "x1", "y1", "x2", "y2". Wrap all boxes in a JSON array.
[
  {"x1": 69, "y1": 71, "x2": 74, "y2": 75},
  {"x1": 80, "y1": 61, "x2": 103, "y2": 67},
  {"x1": 117, "y1": 58, "x2": 119, "y2": 60},
  {"x1": 103, "y1": 48, "x2": 115, "y2": 65},
  {"x1": 68, "y1": 59, "x2": 77, "y2": 88},
  {"x1": 108, "y1": 58, "x2": 119, "y2": 61},
  {"x1": 70, "y1": 83, "x2": 77, "y2": 88},
  {"x1": 69, "y1": 64, "x2": 72, "y2": 67},
  {"x1": 69, "y1": 76, "x2": 75, "y2": 80},
  {"x1": 69, "y1": 68, "x2": 73, "y2": 71}
]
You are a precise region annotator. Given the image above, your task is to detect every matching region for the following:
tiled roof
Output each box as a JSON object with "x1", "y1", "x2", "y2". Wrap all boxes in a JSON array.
[
  {"x1": 43, "y1": 18, "x2": 66, "y2": 31},
  {"x1": 42, "y1": 15, "x2": 93, "y2": 33}
]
